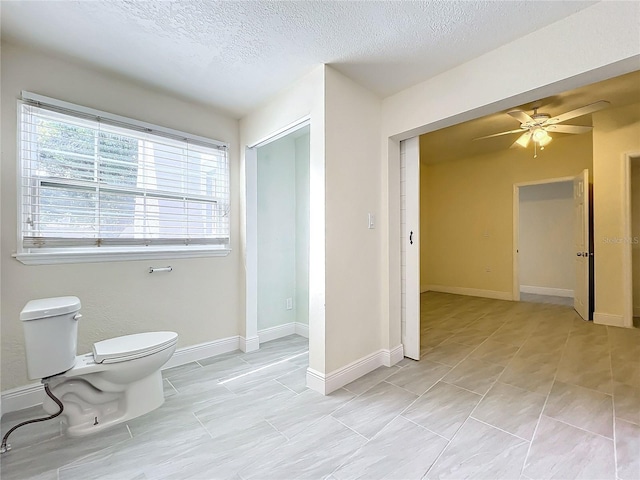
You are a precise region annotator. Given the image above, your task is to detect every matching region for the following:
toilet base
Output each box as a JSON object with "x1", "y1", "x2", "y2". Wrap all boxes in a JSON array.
[{"x1": 46, "y1": 371, "x2": 165, "y2": 438}]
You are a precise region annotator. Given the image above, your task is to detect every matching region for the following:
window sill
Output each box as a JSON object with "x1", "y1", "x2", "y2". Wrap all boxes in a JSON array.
[{"x1": 13, "y1": 247, "x2": 231, "y2": 265}]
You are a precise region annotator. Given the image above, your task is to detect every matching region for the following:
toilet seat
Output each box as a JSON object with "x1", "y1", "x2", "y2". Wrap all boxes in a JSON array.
[{"x1": 93, "y1": 332, "x2": 178, "y2": 364}]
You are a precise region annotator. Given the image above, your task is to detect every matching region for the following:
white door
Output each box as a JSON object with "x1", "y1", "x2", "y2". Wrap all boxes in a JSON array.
[
  {"x1": 401, "y1": 137, "x2": 420, "y2": 359},
  {"x1": 574, "y1": 169, "x2": 590, "y2": 320}
]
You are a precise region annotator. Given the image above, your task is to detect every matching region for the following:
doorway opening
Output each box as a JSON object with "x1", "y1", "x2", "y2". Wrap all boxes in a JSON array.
[
  {"x1": 513, "y1": 171, "x2": 593, "y2": 320},
  {"x1": 517, "y1": 180, "x2": 574, "y2": 307},
  {"x1": 628, "y1": 154, "x2": 640, "y2": 327},
  {"x1": 246, "y1": 122, "x2": 311, "y2": 350}
]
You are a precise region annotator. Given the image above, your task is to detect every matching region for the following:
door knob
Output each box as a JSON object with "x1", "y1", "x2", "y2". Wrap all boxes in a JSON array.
[{"x1": 576, "y1": 252, "x2": 583, "y2": 256}]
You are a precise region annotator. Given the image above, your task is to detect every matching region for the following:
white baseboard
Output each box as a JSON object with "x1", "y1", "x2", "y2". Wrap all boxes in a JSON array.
[
  {"x1": 2, "y1": 335, "x2": 243, "y2": 416},
  {"x1": 295, "y1": 322, "x2": 309, "y2": 338},
  {"x1": 426, "y1": 284, "x2": 512, "y2": 301},
  {"x1": 164, "y1": 336, "x2": 240, "y2": 369},
  {"x1": 593, "y1": 312, "x2": 627, "y2": 328},
  {"x1": 520, "y1": 285, "x2": 574, "y2": 298},
  {"x1": 258, "y1": 323, "x2": 296, "y2": 343},
  {"x1": 258, "y1": 322, "x2": 309, "y2": 343},
  {"x1": 1, "y1": 383, "x2": 45, "y2": 416},
  {"x1": 306, "y1": 346, "x2": 404, "y2": 395},
  {"x1": 382, "y1": 345, "x2": 404, "y2": 367},
  {"x1": 240, "y1": 335, "x2": 260, "y2": 353}
]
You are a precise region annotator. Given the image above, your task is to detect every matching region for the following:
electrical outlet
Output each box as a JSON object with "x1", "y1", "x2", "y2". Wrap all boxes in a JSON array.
[{"x1": 286, "y1": 298, "x2": 293, "y2": 310}]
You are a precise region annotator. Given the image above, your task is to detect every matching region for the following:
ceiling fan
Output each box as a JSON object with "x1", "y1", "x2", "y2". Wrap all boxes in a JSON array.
[{"x1": 475, "y1": 100, "x2": 610, "y2": 154}]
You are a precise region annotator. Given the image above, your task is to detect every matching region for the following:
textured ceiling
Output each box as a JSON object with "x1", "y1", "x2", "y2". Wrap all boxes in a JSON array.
[
  {"x1": 420, "y1": 70, "x2": 640, "y2": 164},
  {"x1": 1, "y1": 1, "x2": 596, "y2": 118}
]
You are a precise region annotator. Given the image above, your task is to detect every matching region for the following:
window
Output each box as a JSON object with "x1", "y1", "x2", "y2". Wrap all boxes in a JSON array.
[{"x1": 16, "y1": 92, "x2": 230, "y2": 264}]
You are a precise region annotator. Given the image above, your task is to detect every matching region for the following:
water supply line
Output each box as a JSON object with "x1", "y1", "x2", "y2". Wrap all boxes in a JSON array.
[{"x1": 0, "y1": 379, "x2": 63, "y2": 454}]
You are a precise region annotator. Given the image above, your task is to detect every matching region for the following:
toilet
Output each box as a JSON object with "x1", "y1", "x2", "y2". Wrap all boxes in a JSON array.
[{"x1": 21, "y1": 296, "x2": 178, "y2": 437}]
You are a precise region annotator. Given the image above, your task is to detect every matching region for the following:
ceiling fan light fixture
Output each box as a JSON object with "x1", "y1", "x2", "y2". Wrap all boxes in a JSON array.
[
  {"x1": 532, "y1": 128, "x2": 550, "y2": 143},
  {"x1": 538, "y1": 134, "x2": 552, "y2": 147}
]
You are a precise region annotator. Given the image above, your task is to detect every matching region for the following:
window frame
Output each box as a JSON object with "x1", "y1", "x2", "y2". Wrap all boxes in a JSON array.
[{"x1": 14, "y1": 92, "x2": 232, "y2": 265}]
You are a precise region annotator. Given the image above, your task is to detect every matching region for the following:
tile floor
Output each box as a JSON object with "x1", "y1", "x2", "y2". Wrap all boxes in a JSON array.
[{"x1": 1, "y1": 292, "x2": 638, "y2": 480}]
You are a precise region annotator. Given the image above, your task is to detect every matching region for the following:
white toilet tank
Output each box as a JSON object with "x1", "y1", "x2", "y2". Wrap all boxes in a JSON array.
[{"x1": 21, "y1": 296, "x2": 81, "y2": 380}]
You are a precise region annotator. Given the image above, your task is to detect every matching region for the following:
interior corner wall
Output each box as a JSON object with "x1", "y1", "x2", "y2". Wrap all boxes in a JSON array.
[
  {"x1": 0, "y1": 42, "x2": 241, "y2": 392},
  {"x1": 518, "y1": 182, "x2": 574, "y2": 294},
  {"x1": 593, "y1": 101, "x2": 640, "y2": 320},
  {"x1": 257, "y1": 136, "x2": 297, "y2": 331},
  {"x1": 324, "y1": 66, "x2": 382, "y2": 373},
  {"x1": 632, "y1": 159, "x2": 640, "y2": 316},
  {"x1": 420, "y1": 133, "x2": 592, "y2": 297},
  {"x1": 295, "y1": 133, "x2": 311, "y2": 326}
]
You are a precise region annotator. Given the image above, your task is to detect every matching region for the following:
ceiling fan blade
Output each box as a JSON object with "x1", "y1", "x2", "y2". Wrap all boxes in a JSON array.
[
  {"x1": 545, "y1": 125, "x2": 593, "y2": 134},
  {"x1": 474, "y1": 129, "x2": 526, "y2": 140},
  {"x1": 507, "y1": 110, "x2": 534, "y2": 124},
  {"x1": 546, "y1": 100, "x2": 610, "y2": 125},
  {"x1": 511, "y1": 131, "x2": 532, "y2": 149}
]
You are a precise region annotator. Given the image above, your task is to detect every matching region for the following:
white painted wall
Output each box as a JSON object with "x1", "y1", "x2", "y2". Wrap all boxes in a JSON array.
[
  {"x1": 381, "y1": 1, "x2": 640, "y2": 352},
  {"x1": 519, "y1": 182, "x2": 574, "y2": 296},
  {"x1": 324, "y1": 67, "x2": 383, "y2": 373},
  {"x1": 632, "y1": 160, "x2": 640, "y2": 316},
  {"x1": 256, "y1": 129, "x2": 309, "y2": 331},
  {"x1": 0, "y1": 42, "x2": 241, "y2": 391},
  {"x1": 239, "y1": 66, "x2": 325, "y2": 372}
]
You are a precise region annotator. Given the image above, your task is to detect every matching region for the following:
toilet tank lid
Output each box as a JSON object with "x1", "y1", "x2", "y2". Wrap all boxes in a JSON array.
[{"x1": 21, "y1": 296, "x2": 81, "y2": 321}]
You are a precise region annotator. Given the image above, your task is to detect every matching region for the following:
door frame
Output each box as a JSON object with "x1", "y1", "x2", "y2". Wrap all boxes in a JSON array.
[
  {"x1": 400, "y1": 137, "x2": 420, "y2": 360},
  {"x1": 623, "y1": 151, "x2": 640, "y2": 328},
  {"x1": 245, "y1": 117, "x2": 311, "y2": 352},
  {"x1": 512, "y1": 175, "x2": 577, "y2": 302}
]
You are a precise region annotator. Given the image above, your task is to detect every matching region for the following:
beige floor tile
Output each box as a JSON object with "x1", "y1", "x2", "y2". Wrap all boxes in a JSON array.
[
  {"x1": 472, "y1": 382, "x2": 546, "y2": 440},
  {"x1": 402, "y1": 381, "x2": 481, "y2": 439},
  {"x1": 524, "y1": 416, "x2": 615, "y2": 480},
  {"x1": 614, "y1": 381, "x2": 640, "y2": 426},
  {"x1": 469, "y1": 339, "x2": 520, "y2": 366},
  {"x1": 442, "y1": 357, "x2": 504, "y2": 395},
  {"x1": 543, "y1": 381, "x2": 613, "y2": 438},
  {"x1": 615, "y1": 419, "x2": 640, "y2": 480},
  {"x1": 386, "y1": 359, "x2": 451, "y2": 395},
  {"x1": 426, "y1": 418, "x2": 529, "y2": 480},
  {"x1": 421, "y1": 341, "x2": 476, "y2": 367}
]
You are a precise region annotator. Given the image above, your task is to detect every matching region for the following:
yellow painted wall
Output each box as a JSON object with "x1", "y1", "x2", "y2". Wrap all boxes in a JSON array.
[
  {"x1": 420, "y1": 133, "x2": 593, "y2": 297},
  {"x1": 593, "y1": 102, "x2": 640, "y2": 320},
  {"x1": 420, "y1": 164, "x2": 429, "y2": 291},
  {"x1": 632, "y1": 160, "x2": 640, "y2": 315}
]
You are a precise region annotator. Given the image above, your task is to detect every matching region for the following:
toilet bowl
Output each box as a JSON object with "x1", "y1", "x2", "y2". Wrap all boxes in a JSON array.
[{"x1": 21, "y1": 297, "x2": 178, "y2": 437}]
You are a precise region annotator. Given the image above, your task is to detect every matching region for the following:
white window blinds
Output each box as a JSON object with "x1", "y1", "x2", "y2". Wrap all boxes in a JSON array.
[{"x1": 19, "y1": 94, "x2": 230, "y2": 254}]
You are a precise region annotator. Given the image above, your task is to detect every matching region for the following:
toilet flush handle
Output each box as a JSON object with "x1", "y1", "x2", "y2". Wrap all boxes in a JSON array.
[{"x1": 73, "y1": 314, "x2": 82, "y2": 321}]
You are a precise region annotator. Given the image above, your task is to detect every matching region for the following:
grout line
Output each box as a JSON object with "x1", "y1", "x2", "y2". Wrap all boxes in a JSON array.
[
  {"x1": 544, "y1": 415, "x2": 615, "y2": 442},
  {"x1": 438, "y1": 380, "x2": 483, "y2": 396},
  {"x1": 125, "y1": 424, "x2": 133, "y2": 439},
  {"x1": 468, "y1": 416, "x2": 530, "y2": 443},
  {"x1": 217, "y1": 351, "x2": 308, "y2": 385},
  {"x1": 165, "y1": 378, "x2": 179, "y2": 394},
  {"x1": 401, "y1": 416, "x2": 450, "y2": 441},
  {"x1": 263, "y1": 417, "x2": 289, "y2": 442},
  {"x1": 192, "y1": 411, "x2": 213, "y2": 440},
  {"x1": 608, "y1": 331, "x2": 619, "y2": 480},
  {"x1": 274, "y1": 378, "x2": 301, "y2": 395},
  {"x1": 518, "y1": 328, "x2": 572, "y2": 478},
  {"x1": 330, "y1": 416, "x2": 369, "y2": 441}
]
